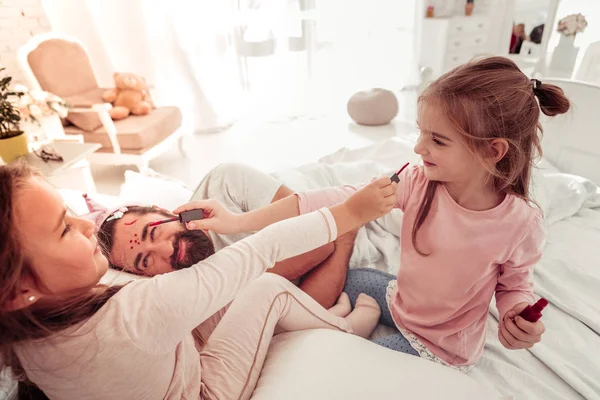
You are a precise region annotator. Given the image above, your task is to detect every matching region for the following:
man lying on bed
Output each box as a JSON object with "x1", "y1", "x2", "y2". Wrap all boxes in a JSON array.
[{"x1": 96, "y1": 163, "x2": 356, "y2": 311}]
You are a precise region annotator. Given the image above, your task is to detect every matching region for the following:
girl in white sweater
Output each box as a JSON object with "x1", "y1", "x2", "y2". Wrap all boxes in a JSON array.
[{"x1": 0, "y1": 162, "x2": 395, "y2": 400}]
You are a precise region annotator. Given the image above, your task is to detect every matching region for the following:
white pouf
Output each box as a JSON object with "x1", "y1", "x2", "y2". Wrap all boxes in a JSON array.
[
  {"x1": 252, "y1": 330, "x2": 500, "y2": 400},
  {"x1": 347, "y1": 88, "x2": 399, "y2": 126}
]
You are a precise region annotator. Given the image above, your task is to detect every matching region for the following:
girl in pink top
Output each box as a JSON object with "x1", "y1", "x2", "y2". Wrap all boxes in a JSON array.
[{"x1": 193, "y1": 57, "x2": 571, "y2": 370}]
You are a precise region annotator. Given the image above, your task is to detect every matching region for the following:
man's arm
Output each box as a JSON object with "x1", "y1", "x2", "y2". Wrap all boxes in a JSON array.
[
  {"x1": 269, "y1": 243, "x2": 334, "y2": 280},
  {"x1": 226, "y1": 176, "x2": 358, "y2": 306},
  {"x1": 268, "y1": 185, "x2": 336, "y2": 280},
  {"x1": 269, "y1": 185, "x2": 354, "y2": 308},
  {"x1": 299, "y1": 229, "x2": 357, "y2": 308}
]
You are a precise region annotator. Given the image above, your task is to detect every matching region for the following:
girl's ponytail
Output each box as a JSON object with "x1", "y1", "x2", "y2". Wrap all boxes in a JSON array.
[{"x1": 532, "y1": 79, "x2": 571, "y2": 117}]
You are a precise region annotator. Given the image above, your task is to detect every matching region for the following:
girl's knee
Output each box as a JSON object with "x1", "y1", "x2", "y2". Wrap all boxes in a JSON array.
[
  {"x1": 251, "y1": 273, "x2": 294, "y2": 295},
  {"x1": 244, "y1": 274, "x2": 300, "y2": 316}
]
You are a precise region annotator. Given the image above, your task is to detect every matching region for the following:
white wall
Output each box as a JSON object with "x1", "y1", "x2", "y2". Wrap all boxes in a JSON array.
[
  {"x1": 40, "y1": 0, "x2": 115, "y2": 87},
  {"x1": 0, "y1": 0, "x2": 51, "y2": 84},
  {"x1": 548, "y1": 0, "x2": 600, "y2": 50}
]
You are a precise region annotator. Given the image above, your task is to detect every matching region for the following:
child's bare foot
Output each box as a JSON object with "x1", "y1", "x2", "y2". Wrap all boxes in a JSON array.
[
  {"x1": 328, "y1": 292, "x2": 351, "y2": 317},
  {"x1": 345, "y1": 293, "x2": 381, "y2": 338}
]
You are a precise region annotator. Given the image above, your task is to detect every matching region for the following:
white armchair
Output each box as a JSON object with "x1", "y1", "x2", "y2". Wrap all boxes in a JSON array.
[{"x1": 18, "y1": 33, "x2": 186, "y2": 170}]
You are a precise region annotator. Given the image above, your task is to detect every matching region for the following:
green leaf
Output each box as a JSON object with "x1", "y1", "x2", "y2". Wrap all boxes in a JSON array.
[{"x1": 0, "y1": 70, "x2": 22, "y2": 138}]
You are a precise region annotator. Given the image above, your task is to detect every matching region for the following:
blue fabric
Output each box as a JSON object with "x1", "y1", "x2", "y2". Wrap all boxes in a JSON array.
[{"x1": 344, "y1": 268, "x2": 419, "y2": 357}]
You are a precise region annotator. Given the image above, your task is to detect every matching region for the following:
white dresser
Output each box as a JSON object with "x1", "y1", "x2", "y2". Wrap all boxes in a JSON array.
[{"x1": 417, "y1": 0, "x2": 514, "y2": 78}]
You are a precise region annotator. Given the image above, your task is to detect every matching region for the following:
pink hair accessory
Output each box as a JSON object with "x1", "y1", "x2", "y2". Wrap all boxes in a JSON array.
[
  {"x1": 81, "y1": 194, "x2": 128, "y2": 233},
  {"x1": 81, "y1": 193, "x2": 111, "y2": 233}
]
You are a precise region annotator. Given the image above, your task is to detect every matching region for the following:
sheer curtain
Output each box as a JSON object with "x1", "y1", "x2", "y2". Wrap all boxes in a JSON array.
[
  {"x1": 223, "y1": 0, "x2": 419, "y2": 120},
  {"x1": 42, "y1": 0, "x2": 419, "y2": 131}
]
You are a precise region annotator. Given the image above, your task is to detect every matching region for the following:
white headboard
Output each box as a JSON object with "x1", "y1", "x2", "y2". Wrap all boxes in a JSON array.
[{"x1": 539, "y1": 79, "x2": 600, "y2": 185}]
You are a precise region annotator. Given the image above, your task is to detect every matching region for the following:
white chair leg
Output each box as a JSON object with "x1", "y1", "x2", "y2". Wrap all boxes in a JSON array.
[
  {"x1": 136, "y1": 158, "x2": 150, "y2": 172},
  {"x1": 178, "y1": 135, "x2": 188, "y2": 158},
  {"x1": 81, "y1": 162, "x2": 97, "y2": 193}
]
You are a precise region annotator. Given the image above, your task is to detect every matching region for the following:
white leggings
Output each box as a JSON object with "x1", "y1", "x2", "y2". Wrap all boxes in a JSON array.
[{"x1": 198, "y1": 273, "x2": 352, "y2": 400}]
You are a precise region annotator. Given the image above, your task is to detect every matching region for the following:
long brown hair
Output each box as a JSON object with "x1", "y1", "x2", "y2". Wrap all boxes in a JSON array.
[
  {"x1": 0, "y1": 162, "x2": 122, "y2": 389},
  {"x1": 412, "y1": 56, "x2": 570, "y2": 255}
]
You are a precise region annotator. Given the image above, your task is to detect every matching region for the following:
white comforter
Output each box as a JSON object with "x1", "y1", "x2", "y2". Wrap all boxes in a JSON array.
[{"x1": 272, "y1": 137, "x2": 600, "y2": 400}]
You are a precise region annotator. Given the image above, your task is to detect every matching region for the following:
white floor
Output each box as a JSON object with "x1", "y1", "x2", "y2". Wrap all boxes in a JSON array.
[{"x1": 92, "y1": 115, "x2": 417, "y2": 196}]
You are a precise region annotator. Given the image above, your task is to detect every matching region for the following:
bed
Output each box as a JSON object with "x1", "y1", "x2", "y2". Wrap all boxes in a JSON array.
[{"x1": 2, "y1": 79, "x2": 599, "y2": 400}]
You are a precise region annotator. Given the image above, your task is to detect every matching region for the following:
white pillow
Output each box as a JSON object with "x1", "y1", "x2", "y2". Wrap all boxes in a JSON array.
[
  {"x1": 530, "y1": 157, "x2": 561, "y2": 218},
  {"x1": 119, "y1": 169, "x2": 193, "y2": 211},
  {"x1": 531, "y1": 158, "x2": 600, "y2": 226},
  {"x1": 254, "y1": 330, "x2": 502, "y2": 400},
  {"x1": 59, "y1": 189, "x2": 121, "y2": 215}
]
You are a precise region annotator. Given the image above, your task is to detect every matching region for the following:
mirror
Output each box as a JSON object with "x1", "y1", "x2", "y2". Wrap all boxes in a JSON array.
[
  {"x1": 510, "y1": 0, "x2": 551, "y2": 55},
  {"x1": 507, "y1": 0, "x2": 559, "y2": 75}
]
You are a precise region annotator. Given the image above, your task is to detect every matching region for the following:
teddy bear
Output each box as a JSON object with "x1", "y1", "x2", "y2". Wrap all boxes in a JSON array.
[{"x1": 102, "y1": 72, "x2": 154, "y2": 120}]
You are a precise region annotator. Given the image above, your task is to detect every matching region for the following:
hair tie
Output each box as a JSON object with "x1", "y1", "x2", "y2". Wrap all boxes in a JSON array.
[
  {"x1": 531, "y1": 79, "x2": 542, "y2": 90},
  {"x1": 105, "y1": 207, "x2": 129, "y2": 223}
]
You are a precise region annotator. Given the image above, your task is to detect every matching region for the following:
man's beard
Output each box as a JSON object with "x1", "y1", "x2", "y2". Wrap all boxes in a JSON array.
[{"x1": 170, "y1": 229, "x2": 215, "y2": 270}]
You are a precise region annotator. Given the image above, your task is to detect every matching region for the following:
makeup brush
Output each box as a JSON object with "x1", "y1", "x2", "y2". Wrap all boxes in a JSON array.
[{"x1": 148, "y1": 208, "x2": 204, "y2": 227}]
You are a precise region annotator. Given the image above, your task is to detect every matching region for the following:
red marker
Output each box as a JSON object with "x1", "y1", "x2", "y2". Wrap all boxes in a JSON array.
[
  {"x1": 518, "y1": 298, "x2": 548, "y2": 322},
  {"x1": 390, "y1": 162, "x2": 410, "y2": 183}
]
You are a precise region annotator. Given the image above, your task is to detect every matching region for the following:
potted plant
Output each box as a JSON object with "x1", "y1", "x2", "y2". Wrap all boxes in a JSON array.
[
  {"x1": 13, "y1": 84, "x2": 69, "y2": 143},
  {"x1": 0, "y1": 69, "x2": 26, "y2": 163}
]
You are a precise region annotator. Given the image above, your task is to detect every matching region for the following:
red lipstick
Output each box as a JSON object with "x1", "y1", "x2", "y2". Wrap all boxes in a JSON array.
[
  {"x1": 518, "y1": 298, "x2": 548, "y2": 323},
  {"x1": 390, "y1": 162, "x2": 410, "y2": 183},
  {"x1": 148, "y1": 209, "x2": 205, "y2": 227},
  {"x1": 148, "y1": 217, "x2": 179, "y2": 227}
]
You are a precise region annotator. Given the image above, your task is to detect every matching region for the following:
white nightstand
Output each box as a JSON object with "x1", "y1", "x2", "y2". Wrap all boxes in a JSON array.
[
  {"x1": 420, "y1": 15, "x2": 493, "y2": 78},
  {"x1": 21, "y1": 141, "x2": 101, "y2": 193},
  {"x1": 416, "y1": 0, "x2": 514, "y2": 79}
]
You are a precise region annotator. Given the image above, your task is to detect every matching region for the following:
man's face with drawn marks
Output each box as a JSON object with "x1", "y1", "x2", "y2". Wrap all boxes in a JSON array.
[{"x1": 109, "y1": 211, "x2": 214, "y2": 276}]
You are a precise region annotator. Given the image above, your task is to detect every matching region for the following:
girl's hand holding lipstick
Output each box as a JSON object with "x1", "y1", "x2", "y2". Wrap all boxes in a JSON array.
[
  {"x1": 343, "y1": 176, "x2": 398, "y2": 226},
  {"x1": 173, "y1": 199, "x2": 238, "y2": 233},
  {"x1": 498, "y1": 301, "x2": 546, "y2": 350}
]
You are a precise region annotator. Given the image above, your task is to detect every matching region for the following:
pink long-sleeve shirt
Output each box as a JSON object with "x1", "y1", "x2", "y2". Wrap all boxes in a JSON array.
[{"x1": 297, "y1": 166, "x2": 545, "y2": 366}]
